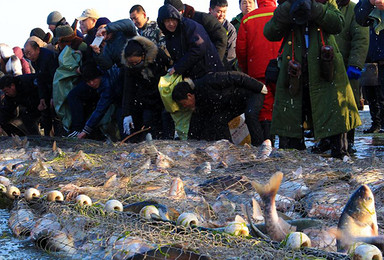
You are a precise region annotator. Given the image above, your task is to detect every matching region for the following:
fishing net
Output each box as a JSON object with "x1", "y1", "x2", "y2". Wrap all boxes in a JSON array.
[{"x1": 1, "y1": 135, "x2": 381, "y2": 259}]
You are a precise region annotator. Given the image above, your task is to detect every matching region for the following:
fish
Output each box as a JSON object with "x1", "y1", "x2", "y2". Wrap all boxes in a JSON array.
[
  {"x1": 278, "y1": 167, "x2": 310, "y2": 200},
  {"x1": 123, "y1": 200, "x2": 178, "y2": 220},
  {"x1": 168, "y1": 177, "x2": 186, "y2": 199},
  {"x1": 198, "y1": 175, "x2": 253, "y2": 195},
  {"x1": 8, "y1": 202, "x2": 35, "y2": 237},
  {"x1": 336, "y1": 184, "x2": 379, "y2": 253},
  {"x1": 59, "y1": 174, "x2": 131, "y2": 200},
  {"x1": 194, "y1": 162, "x2": 212, "y2": 174},
  {"x1": 34, "y1": 229, "x2": 76, "y2": 255},
  {"x1": 30, "y1": 213, "x2": 61, "y2": 241},
  {"x1": 127, "y1": 245, "x2": 211, "y2": 260},
  {"x1": 106, "y1": 236, "x2": 156, "y2": 260},
  {"x1": 156, "y1": 151, "x2": 174, "y2": 170},
  {"x1": 251, "y1": 171, "x2": 296, "y2": 241},
  {"x1": 302, "y1": 182, "x2": 350, "y2": 220}
]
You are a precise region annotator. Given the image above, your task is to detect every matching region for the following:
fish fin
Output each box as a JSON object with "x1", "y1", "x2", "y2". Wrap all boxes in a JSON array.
[
  {"x1": 278, "y1": 217, "x2": 296, "y2": 233},
  {"x1": 251, "y1": 171, "x2": 283, "y2": 198},
  {"x1": 372, "y1": 221, "x2": 379, "y2": 236},
  {"x1": 235, "y1": 215, "x2": 246, "y2": 223},
  {"x1": 103, "y1": 174, "x2": 117, "y2": 188},
  {"x1": 252, "y1": 198, "x2": 264, "y2": 221},
  {"x1": 277, "y1": 210, "x2": 292, "y2": 221}
]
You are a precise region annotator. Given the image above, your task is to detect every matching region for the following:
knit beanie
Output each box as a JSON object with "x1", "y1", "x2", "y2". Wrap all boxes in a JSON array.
[
  {"x1": 164, "y1": 0, "x2": 184, "y2": 11},
  {"x1": 52, "y1": 25, "x2": 74, "y2": 45},
  {"x1": 95, "y1": 17, "x2": 111, "y2": 30},
  {"x1": 47, "y1": 11, "x2": 63, "y2": 25}
]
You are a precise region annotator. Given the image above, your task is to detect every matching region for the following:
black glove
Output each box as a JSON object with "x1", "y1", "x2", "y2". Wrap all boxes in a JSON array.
[
  {"x1": 290, "y1": 0, "x2": 312, "y2": 25},
  {"x1": 310, "y1": 0, "x2": 325, "y2": 21}
]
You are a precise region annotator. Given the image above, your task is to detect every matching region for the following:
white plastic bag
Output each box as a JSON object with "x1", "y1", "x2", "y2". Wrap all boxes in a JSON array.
[{"x1": 228, "y1": 114, "x2": 251, "y2": 145}]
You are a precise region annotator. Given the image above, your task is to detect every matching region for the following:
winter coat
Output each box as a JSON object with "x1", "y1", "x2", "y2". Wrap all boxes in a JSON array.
[
  {"x1": 121, "y1": 36, "x2": 172, "y2": 117},
  {"x1": 138, "y1": 20, "x2": 166, "y2": 50},
  {"x1": 13, "y1": 47, "x2": 31, "y2": 74},
  {"x1": 231, "y1": 13, "x2": 244, "y2": 32},
  {"x1": 223, "y1": 19, "x2": 237, "y2": 67},
  {"x1": 192, "y1": 71, "x2": 265, "y2": 113},
  {"x1": 157, "y1": 4, "x2": 224, "y2": 79},
  {"x1": 0, "y1": 74, "x2": 39, "y2": 125},
  {"x1": 335, "y1": 1, "x2": 369, "y2": 70},
  {"x1": 93, "y1": 19, "x2": 137, "y2": 70},
  {"x1": 83, "y1": 66, "x2": 122, "y2": 134},
  {"x1": 84, "y1": 26, "x2": 98, "y2": 46},
  {"x1": 31, "y1": 47, "x2": 59, "y2": 100},
  {"x1": 236, "y1": 0, "x2": 281, "y2": 122},
  {"x1": 335, "y1": 0, "x2": 369, "y2": 107},
  {"x1": 52, "y1": 45, "x2": 82, "y2": 130},
  {"x1": 189, "y1": 71, "x2": 265, "y2": 139},
  {"x1": 264, "y1": 0, "x2": 361, "y2": 139},
  {"x1": 182, "y1": 4, "x2": 227, "y2": 61},
  {"x1": 355, "y1": 0, "x2": 379, "y2": 27},
  {"x1": 355, "y1": 0, "x2": 384, "y2": 62}
]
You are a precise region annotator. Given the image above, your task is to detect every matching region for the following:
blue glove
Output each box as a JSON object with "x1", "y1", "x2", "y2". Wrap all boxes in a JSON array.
[
  {"x1": 347, "y1": 66, "x2": 362, "y2": 80},
  {"x1": 290, "y1": 0, "x2": 312, "y2": 25}
]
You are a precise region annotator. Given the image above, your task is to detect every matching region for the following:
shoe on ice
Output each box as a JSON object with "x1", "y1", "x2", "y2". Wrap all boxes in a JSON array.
[
  {"x1": 311, "y1": 139, "x2": 331, "y2": 154},
  {"x1": 65, "y1": 130, "x2": 80, "y2": 138},
  {"x1": 363, "y1": 126, "x2": 380, "y2": 134}
]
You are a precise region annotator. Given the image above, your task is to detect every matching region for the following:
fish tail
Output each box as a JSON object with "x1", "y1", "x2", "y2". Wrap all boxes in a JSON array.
[{"x1": 251, "y1": 171, "x2": 283, "y2": 199}]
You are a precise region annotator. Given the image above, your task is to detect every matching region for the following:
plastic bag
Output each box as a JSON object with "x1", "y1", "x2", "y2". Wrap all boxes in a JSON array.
[
  {"x1": 158, "y1": 74, "x2": 183, "y2": 113},
  {"x1": 228, "y1": 114, "x2": 251, "y2": 145}
]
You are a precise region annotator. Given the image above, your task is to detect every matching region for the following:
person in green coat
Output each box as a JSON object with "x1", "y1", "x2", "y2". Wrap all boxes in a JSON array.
[
  {"x1": 312, "y1": 0, "x2": 369, "y2": 154},
  {"x1": 263, "y1": 0, "x2": 361, "y2": 159}
]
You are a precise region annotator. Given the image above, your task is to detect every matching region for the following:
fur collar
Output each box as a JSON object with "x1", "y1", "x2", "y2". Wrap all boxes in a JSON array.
[{"x1": 121, "y1": 36, "x2": 158, "y2": 68}]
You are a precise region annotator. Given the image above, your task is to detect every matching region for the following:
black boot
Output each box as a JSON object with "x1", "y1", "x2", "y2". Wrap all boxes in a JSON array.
[
  {"x1": 363, "y1": 125, "x2": 381, "y2": 134},
  {"x1": 330, "y1": 133, "x2": 349, "y2": 159},
  {"x1": 347, "y1": 129, "x2": 357, "y2": 154},
  {"x1": 311, "y1": 138, "x2": 331, "y2": 154}
]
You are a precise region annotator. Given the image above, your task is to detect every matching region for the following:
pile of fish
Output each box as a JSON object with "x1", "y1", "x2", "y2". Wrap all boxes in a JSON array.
[{"x1": 1, "y1": 135, "x2": 384, "y2": 259}]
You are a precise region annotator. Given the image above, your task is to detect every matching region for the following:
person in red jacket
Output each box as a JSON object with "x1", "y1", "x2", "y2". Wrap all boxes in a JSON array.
[{"x1": 236, "y1": 0, "x2": 282, "y2": 148}]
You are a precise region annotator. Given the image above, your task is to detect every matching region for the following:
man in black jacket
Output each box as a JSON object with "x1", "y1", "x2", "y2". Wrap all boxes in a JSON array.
[
  {"x1": 157, "y1": 4, "x2": 224, "y2": 79},
  {"x1": 24, "y1": 40, "x2": 59, "y2": 136},
  {"x1": 172, "y1": 71, "x2": 267, "y2": 145},
  {"x1": 0, "y1": 74, "x2": 40, "y2": 135},
  {"x1": 164, "y1": 0, "x2": 227, "y2": 61}
]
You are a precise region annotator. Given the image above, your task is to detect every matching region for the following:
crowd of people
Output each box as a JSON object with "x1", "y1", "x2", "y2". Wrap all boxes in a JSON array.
[{"x1": 0, "y1": 0, "x2": 383, "y2": 160}]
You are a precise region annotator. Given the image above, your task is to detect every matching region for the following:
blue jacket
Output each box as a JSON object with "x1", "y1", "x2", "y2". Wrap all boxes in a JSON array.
[
  {"x1": 157, "y1": 4, "x2": 224, "y2": 79},
  {"x1": 83, "y1": 66, "x2": 122, "y2": 133},
  {"x1": 93, "y1": 19, "x2": 137, "y2": 70}
]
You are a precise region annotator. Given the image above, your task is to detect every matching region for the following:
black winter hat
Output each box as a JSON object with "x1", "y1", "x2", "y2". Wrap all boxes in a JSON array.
[
  {"x1": 30, "y1": 28, "x2": 46, "y2": 40},
  {"x1": 81, "y1": 61, "x2": 103, "y2": 81},
  {"x1": 0, "y1": 75, "x2": 15, "y2": 89},
  {"x1": 164, "y1": 0, "x2": 184, "y2": 11}
]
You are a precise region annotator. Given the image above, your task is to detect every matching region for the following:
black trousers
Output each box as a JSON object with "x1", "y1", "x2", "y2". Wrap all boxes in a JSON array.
[{"x1": 363, "y1": 85, "x2": 384, "y2": 128}]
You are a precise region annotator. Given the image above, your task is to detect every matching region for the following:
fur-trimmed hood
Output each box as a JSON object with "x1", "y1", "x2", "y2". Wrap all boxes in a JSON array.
[{"x1": 121, "y1": 36, "x2": 159, "y2": 67}]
